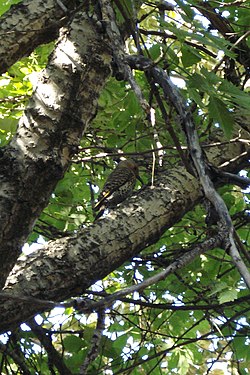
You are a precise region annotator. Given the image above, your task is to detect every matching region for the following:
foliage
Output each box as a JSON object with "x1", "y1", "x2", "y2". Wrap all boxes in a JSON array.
[{"x1": 0, "y1": 0, "x2": 249, "y2": 374}]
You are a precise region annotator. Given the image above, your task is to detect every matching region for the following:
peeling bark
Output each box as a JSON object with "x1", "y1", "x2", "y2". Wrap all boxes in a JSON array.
[
  {"x1": 0, "y1": 134, "x2": 248, "y2": 333},
  {"x1": 0, "y1": 12, "x2": 112, "y2": 288}
]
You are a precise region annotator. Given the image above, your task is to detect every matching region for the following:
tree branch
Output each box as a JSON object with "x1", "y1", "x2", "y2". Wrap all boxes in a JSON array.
[
  {"x1": 0, "y1": 0, "x2": 80, "y2": 74},
  {"x1": 99, "y1": 0, "x2": 149, "y2": 112},
  {"x1": 139, "y1": 28, "x2": 217, "y2": 58},
  {"x1": 0, "y1": 11, "x2": 112, "y2": 288},
  {"x1": 79, "y1": 309, "x2": 105, "y2": 374},
  {"x1": 195, "y1": 1, "x2": 250, "y2": 70},
  {"x1": 0, "y1": 132, "x2": 248, "y2": 333},
  {"x1": 75, "y1": 231, "x2": 224, "y2": 313},
  {"x1": 0, "y1": 340, "x2": 31, "y2": 375},
  {"x1": 28, "y1": 319, "x2": 73, "y2": 375},
  {"x1": 126, "y1": 54, "x2": 250, "y2": 287}
]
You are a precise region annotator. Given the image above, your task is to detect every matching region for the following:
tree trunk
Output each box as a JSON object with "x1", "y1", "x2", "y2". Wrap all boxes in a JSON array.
[{"x1": 0, "y1": 11, "x2": 112, "y2": 288}]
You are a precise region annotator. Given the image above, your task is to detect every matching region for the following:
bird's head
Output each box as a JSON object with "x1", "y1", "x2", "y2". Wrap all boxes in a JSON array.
[{"x1": 118, "y1": 159, "x2": 143, "y2": 184}]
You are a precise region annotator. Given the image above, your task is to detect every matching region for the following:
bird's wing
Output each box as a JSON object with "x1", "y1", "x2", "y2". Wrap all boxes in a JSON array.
[
  {"x1": 93, "y1": 189, "x2": 112, "y2": 211},
  {"x1": 94, "y1": 168, "x2": 134, "y2": 211}
]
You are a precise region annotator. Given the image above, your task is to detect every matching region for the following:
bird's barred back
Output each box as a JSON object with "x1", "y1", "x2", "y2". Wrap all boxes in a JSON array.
[
  {"x1": 103, "y1": 168, "x2": 136, "y2": 193},
  {"x1": 105, "y1": 178, "x2": 137, "y2": 208},
  {"x1": 94, "y1": 159, "x2": 140, "y2": 219}
]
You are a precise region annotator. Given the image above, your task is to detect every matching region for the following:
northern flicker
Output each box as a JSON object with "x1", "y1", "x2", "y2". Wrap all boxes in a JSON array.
[{"x1": 94, "y1": 159, "x2": 143, "y2": 220}]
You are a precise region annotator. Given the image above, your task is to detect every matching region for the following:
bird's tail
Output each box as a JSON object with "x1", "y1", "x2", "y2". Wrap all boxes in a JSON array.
[
  {"x1": 93, "y1": 208, "x2": 105, "y2": 221},
  {"x1": 93, "y1": 190, "x2": 111, "y2": 212}
]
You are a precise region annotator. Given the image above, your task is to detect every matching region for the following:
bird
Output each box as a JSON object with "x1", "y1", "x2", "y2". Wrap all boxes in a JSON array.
[{"x1": 93, "y1": 159, "x2": 143, "y2": 220}]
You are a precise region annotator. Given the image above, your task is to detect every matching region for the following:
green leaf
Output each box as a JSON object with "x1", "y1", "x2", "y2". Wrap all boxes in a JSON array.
[
  {"x1": 181, "y1": 46, "x2": 202, "y2": 68},
  {"x1": 63, "y1": 335, "x2": 86, "y2": 353},
  {"x1": 0, "y1": 118, "x2": 18, "y2": 133},
  {"x1": 189, "y1": 73, "x2": 212, "y2": 93},
  {"x1": 219, "y1": 288, "x2": 238, "y2": 304},
  {"x1": 175, "y1": 0, "x2": 195, "y2": 20},
  {"x1": 65, "y1": 349, "x2": 86, "y2": 371},
  {"x1": 208, "y1": 96, "x2": 234, "y2": 137},
  {"x1": 149, "y1": 44, "x2": 162, "y2": 61},
  {"x1": 219, "y1": 80, "x2": 250, "y2": 113},
  {"x1": 176, "y1": 351, "x2": 190, "y2": 375},
  {"x1": 187, "y1": 88, "x2": 204, "y2": 107},
  {"x1": 200, "y1": 67, "x2": 220, "y2": 85},
  {"x1": 101, "y1": 336, "x2": 121, "y2": 358}
]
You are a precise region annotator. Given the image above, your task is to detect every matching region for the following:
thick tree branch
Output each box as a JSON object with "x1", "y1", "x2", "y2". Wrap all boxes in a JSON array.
[
  {"x1": 0, "y1": 134, "x2": 248, "y2": 333},
  {"x1": 0, "y1": 11, "x2": 112, "y2": 288},
  {"x1": 0, "y1": 0, "x2": 80, "y2": 74}
]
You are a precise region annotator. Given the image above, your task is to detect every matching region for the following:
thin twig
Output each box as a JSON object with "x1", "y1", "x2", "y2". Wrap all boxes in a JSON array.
[
  {"x1": 0, "y1": 341, "x2": 31, "y2": 375},
  {"x1": 99, "y1": 0, "x2": 150, "y2": 113},
  {"x1": 28, "y1": 318, "x2": 72, "y2": 375},
  {"x1": 75, "y1": 233, "x2": 224, "y2": 313},
  {"x1": 79, "y1": 309, "x2": 105, "y2": 374}
]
